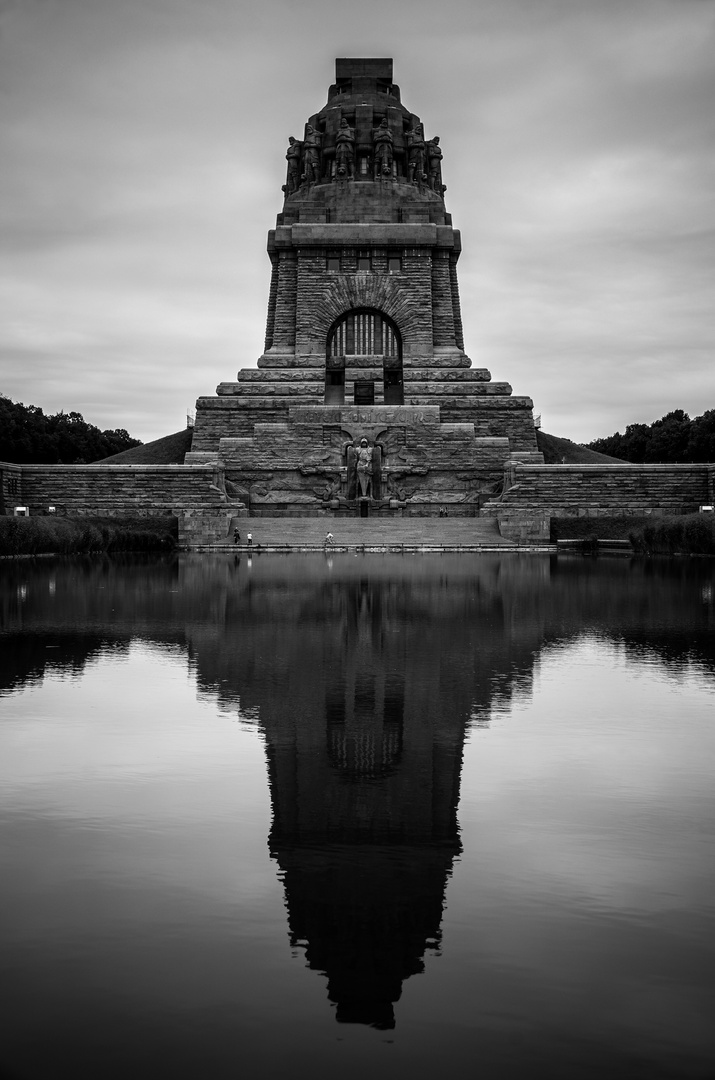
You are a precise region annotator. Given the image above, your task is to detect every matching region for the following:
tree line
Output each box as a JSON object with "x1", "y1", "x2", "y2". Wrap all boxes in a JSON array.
[
  {"x1": 585, "y1": 409, "x2": 715, "y2": 464},
  {"x1": 0, "y1": 395, "x2": 141, "y2": 464}
]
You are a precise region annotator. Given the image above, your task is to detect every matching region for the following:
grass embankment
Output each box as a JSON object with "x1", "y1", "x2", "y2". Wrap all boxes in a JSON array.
[
  {"x1": 536, "y1": 430, "x2": 623, "y2": 465},
  {"x1": 99, "y1": 429, "x2": 193, "y2": 464},
  {"x1": 628, "y1": 514, "x2": 715, "y2": 555},
  {"x1": 552, "y1": 514, "x2": 715, "y2": 554},
  {"x1": 0, "y1": 516, "x2": 177, "y2": 557},
  {"x1": 551, "y1": 516, "x2": 653, "y2": 541}
]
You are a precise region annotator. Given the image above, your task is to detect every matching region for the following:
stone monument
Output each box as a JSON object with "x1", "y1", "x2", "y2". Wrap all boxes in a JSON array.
[{"x1": 187, "y1": 57, "x2": 543, "y2": 517}]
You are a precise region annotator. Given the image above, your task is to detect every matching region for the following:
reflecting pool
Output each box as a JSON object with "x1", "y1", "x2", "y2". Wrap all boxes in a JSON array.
[{"x1": 1, "y1": 553, "x2": 714, "y2": 1079}]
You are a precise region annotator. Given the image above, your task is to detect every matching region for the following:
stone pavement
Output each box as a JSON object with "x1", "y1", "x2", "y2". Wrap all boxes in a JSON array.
[{"x1": 206, "y1": 517, "x2": 523, "y2": 551}]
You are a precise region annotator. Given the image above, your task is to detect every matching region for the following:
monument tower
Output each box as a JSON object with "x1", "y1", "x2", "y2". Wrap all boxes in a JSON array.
[{"x1": 187, "y1": 58, "x2": 542, "y2": 517}]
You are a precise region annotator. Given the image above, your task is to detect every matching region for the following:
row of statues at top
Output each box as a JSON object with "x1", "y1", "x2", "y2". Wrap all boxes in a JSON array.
[{"x1": 284, "y1": 119, "x2": 444, "y2": 195}]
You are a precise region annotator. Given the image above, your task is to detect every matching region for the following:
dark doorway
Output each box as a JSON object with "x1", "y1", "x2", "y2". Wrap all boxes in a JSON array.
[
  {"x1": 355, "y1": 382, "x2": 375, "y2": 405},
  {"x1": 384, "y1": 368, "x2": 403, "y2": 406},
  {"x1": 325, "y1": 368, "x2": 345, "y2": 404},
  {"x1": 359, "y1": 501, "x2": 369, "y2": 517}
]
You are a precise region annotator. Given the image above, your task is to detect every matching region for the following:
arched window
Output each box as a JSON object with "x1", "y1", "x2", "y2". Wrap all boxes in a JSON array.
[
  {"x1": 325, "y1": 309, "x2": 403, "y2": 405},
  {"x1": 328, "y1": 310, "x2": 400, "y2": 358}
]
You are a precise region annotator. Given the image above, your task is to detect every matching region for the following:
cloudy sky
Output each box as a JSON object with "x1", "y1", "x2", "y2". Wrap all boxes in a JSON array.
[{"x1": 1, "y1": 0, "x2": 713, "y2": 444}]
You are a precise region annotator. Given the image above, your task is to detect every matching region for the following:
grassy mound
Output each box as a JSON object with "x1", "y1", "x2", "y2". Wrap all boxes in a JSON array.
[
  {"x1": 99, "y1": 429, "x2": 193, "y2": 464},
  {"x1": 0, "y1": 516, "x2": 177, "y2": 557},
  {"x1": 536, "y1": 430, "x2": 623, "y2": 465}
]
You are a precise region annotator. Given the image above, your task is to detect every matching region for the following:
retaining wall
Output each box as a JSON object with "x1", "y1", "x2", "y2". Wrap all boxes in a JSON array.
[
  {"x1": 0, "y1": 460, "x2": 247, "y2": 548},
  {"x1": 482, "y1": 463, "x2": 715, "y2": 541},
  {"x1": 8, "y1": 463, "x2": 226, "y2": 514}
]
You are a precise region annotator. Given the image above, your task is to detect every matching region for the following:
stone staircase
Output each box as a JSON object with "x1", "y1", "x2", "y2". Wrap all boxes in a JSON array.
[{"x1": 206, "y1": 516, "x2": 520, "y2": 550}]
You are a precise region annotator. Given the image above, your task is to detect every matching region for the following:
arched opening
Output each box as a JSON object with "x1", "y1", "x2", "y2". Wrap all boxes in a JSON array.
[{"x1": 326, "y1": 309, "x2": 403, "y2": 406}]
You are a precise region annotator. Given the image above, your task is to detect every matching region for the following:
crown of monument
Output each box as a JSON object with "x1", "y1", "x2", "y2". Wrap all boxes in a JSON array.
[{"x1": 280, "y1": 56, "x2": 448, "y2": 226}]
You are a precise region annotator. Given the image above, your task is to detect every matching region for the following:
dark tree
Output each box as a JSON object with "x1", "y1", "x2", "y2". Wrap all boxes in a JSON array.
[
  {"x1": 0, "y1": 395, "x2": 142, "y2": 464},
  {"x1": 587, "y1": 409, "x2": 715, "y2": 464},
  {"x1": 646, "y1": 410, "x2": 691, "y2": 463},
  {"x1": 687, "y1": 409, "x2": 715, "y2": 463}
]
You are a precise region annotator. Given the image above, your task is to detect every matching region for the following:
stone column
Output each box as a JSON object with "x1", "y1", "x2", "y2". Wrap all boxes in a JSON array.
[
  {"x1": 271, "y1": 250, "x2": 298, "y2": 351},
  {"x1": 449, "y1": 255, "x2": 465, "y2": 352},
  {"x1": 263, "y1": 258, "x2": 279, "y2": 351},
  {"x1": 431, "y1": 250, "x2": 457, "y2": 349}
]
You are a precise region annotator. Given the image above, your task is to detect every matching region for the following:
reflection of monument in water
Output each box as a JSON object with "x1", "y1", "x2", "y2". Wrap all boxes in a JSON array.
[
  {"x1": 176, "y1": 556, "x2": 553, "y2": 1026},
  {"x1": 4, "y1": 555, "x2": 714, "y2": 1027},
  {"x1": 264, "y1": 575, "x2": 464, "y2": 1027}
]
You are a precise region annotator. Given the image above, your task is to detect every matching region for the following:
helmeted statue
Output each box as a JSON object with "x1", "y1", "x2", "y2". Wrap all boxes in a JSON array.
[
  {"x1": 372, "y1": 117, "x2": 393, "y2": 179},
  {"x1": 302, "y1": 125, "x2": 322, "y2": 185},
  {"x1": 426, "y1": 136, "x2": 443, "y2": 193},
  {"x1": 284, "y1": 136, "x2": 302, "y2": 195},
  {"x1": 406, "y1": 124, "x2": 426, "y2": 184},
  {"x1": 335, "y1": 118, "x2": 355, "y2": 179}
]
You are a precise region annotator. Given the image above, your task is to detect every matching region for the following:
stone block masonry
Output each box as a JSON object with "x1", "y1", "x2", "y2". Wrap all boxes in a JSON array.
[
  {"x1": 17, "y1": 463, "x2": 226, "y2": 515},
  {"x1": 0, "y1": 463, "x2": 23, "y2": 515},
  {"x1": 2, "y1": 462, "x2": 241, "y2": 546},
  {"x1": 482, "y1": 463, "x2": 715, "y2": 540}
]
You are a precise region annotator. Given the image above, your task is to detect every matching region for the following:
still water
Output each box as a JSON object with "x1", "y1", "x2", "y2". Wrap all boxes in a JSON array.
[{"x1": 1, "y1": 553, "x2": 714, "y2": 1080}]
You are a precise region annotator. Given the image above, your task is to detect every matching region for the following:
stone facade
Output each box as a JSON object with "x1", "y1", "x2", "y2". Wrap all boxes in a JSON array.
[
  {"x1": 189, "y1": 57, "x2": 542, "y2": 518},
  {"x1": 482, "y1": 463, "x2": 715, "y2": 540},
  {"x1": 0, "y1": 462, "x2": 240, "y2": 546}
]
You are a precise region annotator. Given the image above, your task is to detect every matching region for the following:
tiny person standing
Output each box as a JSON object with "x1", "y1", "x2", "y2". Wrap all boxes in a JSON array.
[
  {"x1": 247, "y1": 531, "x2": 252, "y2": 549},
  {"x1": 233, "y1": 527, "x2": 241, "y2": 545}
]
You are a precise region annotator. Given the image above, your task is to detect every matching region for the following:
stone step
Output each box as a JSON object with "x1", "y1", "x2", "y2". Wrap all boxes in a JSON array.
[{"x1": 218, "y1": 517, "x2": 515, "y2": 548}]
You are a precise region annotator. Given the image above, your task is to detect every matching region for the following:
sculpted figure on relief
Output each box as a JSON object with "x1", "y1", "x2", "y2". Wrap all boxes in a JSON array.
[{"x1": 355, "y1": 438, "x2": 373, "y2": 497}]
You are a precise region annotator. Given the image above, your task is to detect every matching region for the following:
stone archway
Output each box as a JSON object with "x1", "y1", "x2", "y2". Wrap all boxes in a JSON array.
[{"x1": 325, "y1": 309, "x2": 403, "y2": 406}]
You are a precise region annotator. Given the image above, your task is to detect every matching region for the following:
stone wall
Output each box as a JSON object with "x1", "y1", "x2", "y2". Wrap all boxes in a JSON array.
[
  {"x1": 191, "y1": 363, "x2": 540, "y2": 457},
  {"x1": 0, "y1": 463, "x2": 23, "y2": 515},
  {"x1": 199, "y1": 405, "x2": 511, "y2": 517},
  {"x1": 5, "y1": 463, "x2": 229, "y2": 517},
  {"x1": 268, "y1": 223, "x2": 461, "y2": 362},
  {"x1": 178, "y1": 508, "x2": 239, "y2": 546},
  {"x1": 482, "y1": 463, "x2": 715, "y2": 540}
]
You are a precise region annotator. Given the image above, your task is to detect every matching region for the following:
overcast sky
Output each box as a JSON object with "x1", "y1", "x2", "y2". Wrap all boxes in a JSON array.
[{"x1": 1, "y1": 0, "x2": 713, "y2": 444}]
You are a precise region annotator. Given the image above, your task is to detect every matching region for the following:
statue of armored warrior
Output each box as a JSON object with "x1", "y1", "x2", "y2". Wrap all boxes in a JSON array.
[
  {"x1": 426, "y1": 136, "x2": 443, "y2": 192},
  {"x1": 355, "y1": 438, "x2": 373, "y2": 497},
  {"x1": 302, "y1": 125, "x2": 322, "y2": 185},
  {"x1": 335, "y1": 118, "x2": 355, "y2": 179},
  {"x1": 406, "y1": 124, "x2": 426, "y2": 184},
  {"x1": 372, "y1": 117, "x2": 393, "y2": 179},
  {"x1": 284, "y1": 136, "x2": 302, "y2": 195}
]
